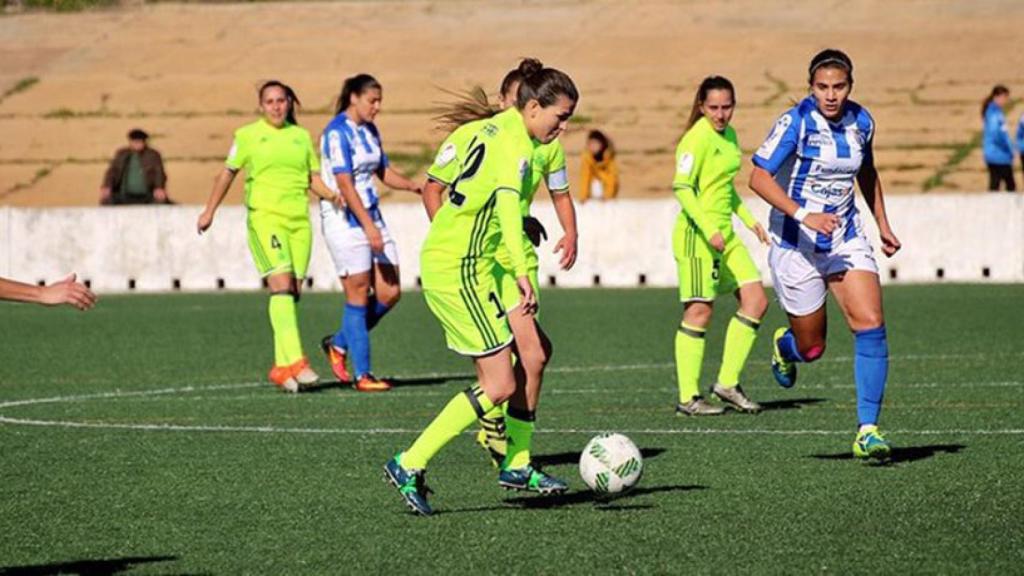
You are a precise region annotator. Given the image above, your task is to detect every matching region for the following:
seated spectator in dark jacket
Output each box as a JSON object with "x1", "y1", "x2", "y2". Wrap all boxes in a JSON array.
[{"x1": 99, "y1": 129, "x2": 170, "y2": 205}]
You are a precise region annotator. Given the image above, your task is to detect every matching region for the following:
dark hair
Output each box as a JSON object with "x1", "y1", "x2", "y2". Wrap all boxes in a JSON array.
[
  {"x1": 808, "y1": 49, "x2": 854, "y2": 85},
  {"x1": 499, "y1": 59, "x2": 535, "y2": 99},
  {"x1": 258, "y1": 80, "x2": 301, "y2": 125},
  {"x1": 514, "y1": 58, "x2": 579, "y2": 110},
  {"x1": 982, "y1": 84, "x2": 1010, "y2": 118},
  {"x1": 337, "y1": 74, "x2": 382, "y2": 116},
  {"x1": 685, "y1": 76, "x2": 735, "y2": 131},
  {"x1": 127, "y1": 128, "x2": 149, "y2": 141},
  {"x1": 587, "y1": 130, "x2": 611, "y2": 153},
  {"x1": 433, "y1": 86, "x2": 500, "y2": 132}
]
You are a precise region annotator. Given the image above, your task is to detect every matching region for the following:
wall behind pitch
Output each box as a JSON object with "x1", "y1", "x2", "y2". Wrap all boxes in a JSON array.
[{"x1": 1, "y1": 194, "x2": 1020, "y2": 292}]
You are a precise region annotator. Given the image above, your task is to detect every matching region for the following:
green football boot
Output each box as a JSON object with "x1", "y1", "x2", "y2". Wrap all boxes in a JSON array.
[
  {"x1": 853, "y1": 426, "x2": 892, "y2": 461},
  {"x1": 498, "y1": 465, "x2": 568, "y2": 495}
]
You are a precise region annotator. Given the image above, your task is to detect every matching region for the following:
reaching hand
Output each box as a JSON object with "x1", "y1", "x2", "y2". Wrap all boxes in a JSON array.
[
  {"x1": 554, "y1": 233, "x2": 578, "y2": 270},
  {"x1": 802, "y1": 212, "x2": 840, "y2": 235},
  {"x1": 40, "y1": 273, "x2": 96, "y2": 311},
  {"x1": 709, "y1": 231, "x2": 726, "y2": 252},
  {"x1": 879, "y1": 227, "x2": 902, "y2": 257},
  {"x1": 751, "y1": 222, "x2": 770, "y2": 245},
  {"x1": 516, "y1": 275, "x2": 537, "y2": 315},
  {"x1": 197, "y1": 210, "x2": 214, "y2": 234},
  {"x1": 366, "y1": 226, "x2": 385, "y2": 254}
]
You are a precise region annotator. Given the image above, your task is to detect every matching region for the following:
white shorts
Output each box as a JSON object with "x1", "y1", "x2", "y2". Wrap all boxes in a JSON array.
[
  {"x1": 321, "y1": 207, "x2": 399, "y2": 277},
  {"x1": 769, "y1": 235, "x2": 878, "y2": 316}
]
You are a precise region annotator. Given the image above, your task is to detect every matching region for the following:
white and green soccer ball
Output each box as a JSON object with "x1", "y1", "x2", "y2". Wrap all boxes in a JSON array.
[{"x1": 579, "y1": 433, "x2": 643, "y2": 495}]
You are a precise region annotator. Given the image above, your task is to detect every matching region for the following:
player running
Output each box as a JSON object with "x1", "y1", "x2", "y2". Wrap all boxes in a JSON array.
[
  {"x1": 198, "y1": 80, "x2": 329, "y2": 393},
  {"x1": 424, "y1": 60, "x2": 579, "y2": 468},
  {"x1": 317, "y1": 74, "x2": 422, "y2": 392},
  {"x1": 384, "y1": 59, "x2": 579, "y2": 516},
  {"x1": 749, "y1": 49, "x2": 902, "y2": 460},
  {"x1": 671, "y1": 76, "x2": 769, "y2": 416}
]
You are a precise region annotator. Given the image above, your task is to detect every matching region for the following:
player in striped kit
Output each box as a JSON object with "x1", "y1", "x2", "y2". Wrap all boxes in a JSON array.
[
  {"x1": 749, "y1": 49, "x2": 902, "y2": 460},
  {"x1": 317, "y1": 74, "x2": 422, "y2": 392}
]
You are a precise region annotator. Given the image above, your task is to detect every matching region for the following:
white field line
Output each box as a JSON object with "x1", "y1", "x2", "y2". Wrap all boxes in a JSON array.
[
  {"x1": 0, "y1": 416, "x2": 1021, "y2": 437},
  {"x1": 1, "y1": 355, "x2": 1022, "y2": 436}
]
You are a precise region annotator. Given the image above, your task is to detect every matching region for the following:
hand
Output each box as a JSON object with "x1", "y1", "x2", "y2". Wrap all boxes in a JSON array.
[
  {"x1": 523, "y1": 216, "x2": 548, "y2": 247},
  {"x1": 153, "y1": 188, "x2": 168, "y2": 203},
  {"x1": 751, "y1": 222, "x2": 770, "y2": 245},
  {"x1": 554, "y1": 233, "x2": 578, "y2": 270},
  {"x1": 366, "y1": 226, "x2": 385, "y2": 254},
  {"x1": 99, "y1": 187, "x2": 112, "y2": 205},
  {"x1": 39, "y1": 273, "x2": 96, "y2": 311},
  {"x1": 331, "y1": 194, "x2": 347, "y2": 210},
  {"x1": 197, "y1": 210, "x2": 214, "y2": 234},
  {"x1": 516, "y1": 275, "x2": 537, "y2": 315},
  {"x1": 709, "y1": 231, "x2": 725, "y2": 252},
  {"x1": 802, "y1": 212, "x2": 840, "y2": 235},
  {"x1": 879, "y1": 226, "x2": 902, "y2": 257},
  {"x1": 410, "y1": 184, "x2": 423, "y2": 195}
]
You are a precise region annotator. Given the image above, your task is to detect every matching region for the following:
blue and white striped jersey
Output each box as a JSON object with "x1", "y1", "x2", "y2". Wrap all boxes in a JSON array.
[
  {"x1": 753, "y1": 96, "x2": 875, "y2": 254},
  {"x1": 319, "y1": 112, "x2": 390, "y2": 225}
]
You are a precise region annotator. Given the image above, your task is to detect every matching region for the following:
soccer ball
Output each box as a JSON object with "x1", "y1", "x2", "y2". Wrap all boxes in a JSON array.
[{"x1": 579, "y1": 433, "x2": 643, "y2": 495}]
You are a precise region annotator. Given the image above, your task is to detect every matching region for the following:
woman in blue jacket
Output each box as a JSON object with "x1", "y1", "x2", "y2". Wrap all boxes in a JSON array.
[{"x1": 982, "y1": 85, "x2": 1015, "y2": 192}]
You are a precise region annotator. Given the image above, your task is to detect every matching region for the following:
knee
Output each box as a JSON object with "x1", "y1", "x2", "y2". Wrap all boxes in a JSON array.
[
  {"x1": 851, "y1": 313, "x2": 884, "y2": 332},
  {"x1": 799, "y1": 341, "x2": 826, "y2": 362},
  {"x1": 743, "y1": 293, "x2": 769, "y2": 320},
  {"x1": 517, "y1": 340, "x2": 550, "y2": 373},
  {"x1": 485, "y1": 377, "x2": 516, "y2": 405},
  {"x1": 379, "y1": 288, "x2": 401, "y2": 308}
]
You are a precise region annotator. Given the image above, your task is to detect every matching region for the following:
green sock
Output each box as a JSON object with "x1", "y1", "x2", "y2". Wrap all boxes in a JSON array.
[
  {"x1": 502, "y1": 407, "x2": 535, "y2": 470},
  {"x1": 403, "y1": 386, "x2": 495, "y2": 470},
  {"x1": 717, "y1": 313, "x2": 761, "y2": 388},
  {"x1": 269, "y1": 294, "x2": 303, "y2": 365},
  {"x1": 675, "y1": 322, "x2": 706, "y2": 402},
  {"x1": 479, "y1": 404, "x2": 506, "y2": 443}
]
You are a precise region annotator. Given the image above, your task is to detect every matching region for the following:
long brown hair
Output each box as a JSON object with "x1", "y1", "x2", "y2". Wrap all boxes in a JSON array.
[
  {"x1": 685, "y1": 76, "x2": 735, "y2": 131},
  {"x1": 259, "y1": 80, "x2": 300, "y2": 126},
  {"x1": 434, "y1": 57, "x2": 578, "y2": 132},
  {"x1": 336, "y1": 74, "x2": 382, "y2": 116},
  {"x1": 982, "y1": 84, "x2": 1010, "y2": 118}
]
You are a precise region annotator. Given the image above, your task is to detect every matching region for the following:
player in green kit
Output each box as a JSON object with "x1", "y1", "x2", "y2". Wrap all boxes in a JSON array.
[
  {"x1": 198, "y1": 81, "x2": 336, "y2": 393},
  {"x1": 671, "y1": 76, "x2": 770, "y2": 416},
  {"x1": 385, "y1": 60, "x2": 579, "y2": 516},
  {"x1": 424, "y1": 60, "x2": 579, "y2": 469}
]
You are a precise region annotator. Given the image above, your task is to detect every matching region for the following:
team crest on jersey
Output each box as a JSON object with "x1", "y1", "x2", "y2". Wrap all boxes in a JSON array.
[
  {"x1": 434, "y1": 143, "x2": 457, "y2": 167},
  {"x1": 756, "y1": 114, "x2": 792, "y2": 159},
  {"x1": 676, "y1": 153, "x2": 695, "y2": 176},
  {"x1": 328, "y1": 131, "x2": 347, "y2": 168}
]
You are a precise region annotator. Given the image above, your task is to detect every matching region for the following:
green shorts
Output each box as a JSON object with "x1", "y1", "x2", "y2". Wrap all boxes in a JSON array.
[
  {"x1": 673, "y1": 223, "x2": 761, "y2": 302},
  {"x1": 421, "y1": 256, "x2": 512, "y2": 357},
  {"x1": 246, "y1": 210, "x2": 312, "y2": 279},
  {"x1": 495, "y1": 264, "x2": 541, "y2": 317}
]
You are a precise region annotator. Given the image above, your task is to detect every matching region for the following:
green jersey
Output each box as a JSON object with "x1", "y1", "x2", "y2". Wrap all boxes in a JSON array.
[
  {"x1": 225, "y1": 119, "x2": 320, "y2": 219},
  {"x1": 421, "y1": 107, "x2": 535, "y2": 282},
  {"x1": 672, "y1": 116, "x2": 755, "y2": 240},
  {"x1": 428, "y1": 120, "x2": 567, "y2": 273}
]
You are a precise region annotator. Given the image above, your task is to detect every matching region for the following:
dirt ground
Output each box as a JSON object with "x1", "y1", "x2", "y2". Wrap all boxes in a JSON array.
[{"x1": 1, "y1": 0, "x2": 1022, "y2": 206}]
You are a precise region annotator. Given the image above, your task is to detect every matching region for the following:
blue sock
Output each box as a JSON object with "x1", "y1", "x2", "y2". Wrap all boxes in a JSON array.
[
  {"x1": 778, "y1": 329, "x2": 805, "y2": 363},
  {"x1": 365, "y1": 296, "x2": 392, "y2": 331},
  {"x1": 331, "y1": 309, "x2": 348, "y2": 351},
  {"x1": 342, "y1": 304, "x2": 371, "y2": 377},
  {"x1": 854, "y1": 325, "x2": 889, "y2": 426}
]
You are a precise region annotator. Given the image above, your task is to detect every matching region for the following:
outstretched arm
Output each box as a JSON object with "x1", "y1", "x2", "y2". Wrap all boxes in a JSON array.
[{"x1": 1, "y1": 273, "x2": 96, "y2": 310}]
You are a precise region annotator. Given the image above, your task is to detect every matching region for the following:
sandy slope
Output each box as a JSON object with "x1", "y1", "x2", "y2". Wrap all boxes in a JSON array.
[{"x1": 1, "y1": 0, "x2": 1021, "y2": 206}]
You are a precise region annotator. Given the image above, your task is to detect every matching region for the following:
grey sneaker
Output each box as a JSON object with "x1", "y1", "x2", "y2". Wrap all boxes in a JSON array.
[
  {"x1": 675, "y1": 396, "x2": 726, "y2": 416},
  {"x1": 293, "y1": 364, "x2": 320, "y2": 388},
  {"x1": 711, "y1": 383, "x2": 762, "y2": 414}
]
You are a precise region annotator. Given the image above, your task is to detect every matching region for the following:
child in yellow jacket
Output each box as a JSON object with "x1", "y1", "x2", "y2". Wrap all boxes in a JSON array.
[{"x1": 579, "y1": 130, "x2": 619, "y2": 201}]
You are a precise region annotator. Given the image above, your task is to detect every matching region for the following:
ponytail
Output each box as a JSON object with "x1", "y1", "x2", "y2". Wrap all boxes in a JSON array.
[
  {"x1": 685, "y1": 76, "x2": 736, "y2": 131},
  {"x1": 336, "y1": 74, "x2": 382, "y2": 116},
  {"x1": 982, "y1": 84, "x2": 1009, "y2": 118},
  {"x1": 259, "y1": 80, "x2": 301, "y2": 125},
  {"x1": 514, "y1": 58, "x2": 578, "y2": 110},
  {"x1": 433, "y1": 86, "x2": 500, "y2": 132}
]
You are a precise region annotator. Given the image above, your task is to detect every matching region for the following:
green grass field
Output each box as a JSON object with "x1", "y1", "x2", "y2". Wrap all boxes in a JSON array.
[{"x1": 1, "y1": 285, "x2": 1022, "y2": 574}]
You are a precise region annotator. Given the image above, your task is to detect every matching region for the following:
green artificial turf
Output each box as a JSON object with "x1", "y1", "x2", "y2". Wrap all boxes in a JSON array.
[{"x1": 1, "y1": 285, "x2": 1022, "y2": 574}]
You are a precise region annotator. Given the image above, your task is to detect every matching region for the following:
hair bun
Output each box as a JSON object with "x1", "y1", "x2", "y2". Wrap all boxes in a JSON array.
[{"x1": 517, "y1": 58, "x2": 544, "y2": 78}]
